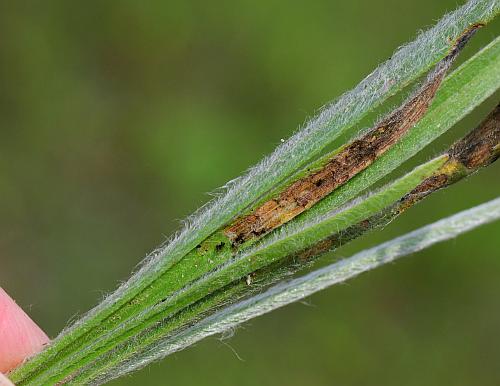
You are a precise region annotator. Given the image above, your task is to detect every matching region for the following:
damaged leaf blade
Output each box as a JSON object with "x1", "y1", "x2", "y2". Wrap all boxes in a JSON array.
[{"x1": 225, "y1": 24, "x2": 482, "y2": 245}]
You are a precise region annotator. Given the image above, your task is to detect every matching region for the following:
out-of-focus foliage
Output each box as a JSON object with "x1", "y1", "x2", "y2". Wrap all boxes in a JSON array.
[{"x1": 0, "y1": 1, "x2": 498, "y2": 385}]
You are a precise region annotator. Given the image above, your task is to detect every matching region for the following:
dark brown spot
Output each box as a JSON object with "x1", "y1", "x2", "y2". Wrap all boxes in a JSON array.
[{"x1": 215, "y1": 242, "x2": 225, "y2": 252}]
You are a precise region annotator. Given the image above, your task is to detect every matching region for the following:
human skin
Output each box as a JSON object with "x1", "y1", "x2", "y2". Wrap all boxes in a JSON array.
[{"x1": 0, "y1": 287, "x2": 49, "y2": 385}]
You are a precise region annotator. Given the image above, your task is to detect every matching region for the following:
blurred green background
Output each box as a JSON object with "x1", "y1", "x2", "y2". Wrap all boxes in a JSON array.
[{"x1": 0, "y1": 1, "x2": 499, "y2": 385}]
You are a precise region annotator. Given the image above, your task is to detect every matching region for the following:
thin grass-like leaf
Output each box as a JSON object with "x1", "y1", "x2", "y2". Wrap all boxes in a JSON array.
[
  {"x1": 71, "y1": 102, "x2": 500, "y2": 384},
  {"x1": 97, "y1": 197, "x2": 500, "y2": 384},
  {"x1": 29, "y1": 158, "x2": 446, "y2": 385}
]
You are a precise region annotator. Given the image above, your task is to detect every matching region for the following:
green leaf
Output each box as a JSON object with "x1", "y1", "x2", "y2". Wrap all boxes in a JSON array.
[
  {"x1": 65, "y1": 157, "x2": 446, "y2": 385},
  {"x1": 97, "y1": 197, "x2": 500, "y2": 384}
]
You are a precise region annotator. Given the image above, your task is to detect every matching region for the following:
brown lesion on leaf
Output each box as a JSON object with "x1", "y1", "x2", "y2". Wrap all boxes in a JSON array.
[
  {"x1": 398, "y1": 172, "x2": 451, "y2": 212},
  {"x1": 450, "y1": 104, "x2": 500, "y2": 169},
  {"x1": 401, "y1": 102, "x2": 499, "y2": 210},
  {"x1": 293, "y1": 101, "x2": 499, "y2": 264},
  {"x1": 225, "y1": 72, "x2": 445, "y2": 245},
  {"x1": 448, "y1": 23, "x2": 485, "y2": 55},
  {"x1": 224, "y1": 25, "x2": 481, "y2": 246},
  {"x1": 297, "y1": 238, "x2": 335, "y2": 262}
]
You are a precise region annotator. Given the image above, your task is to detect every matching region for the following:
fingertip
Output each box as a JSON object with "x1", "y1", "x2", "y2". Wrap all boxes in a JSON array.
[
  {"x1": 0, "y1": 287, "x2": 50, "y2": 373},
  {"x1": 0, "y1": 372, "x2": 15, "y2": 386}
]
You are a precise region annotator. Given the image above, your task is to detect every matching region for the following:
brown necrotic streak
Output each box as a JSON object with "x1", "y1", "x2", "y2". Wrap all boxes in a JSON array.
[
  {"x1": 294, "y1": 101, "x2": 499, "y2": 262},
  {"x1": 404, "y1": 102, "x2": 499, "y2": 204},
  {"x1": 224, "y1": 24, "x2": 483, "y2": 245},
  {"x1": 449, "y1": 103, "x2": 500, "y2": 169}
]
